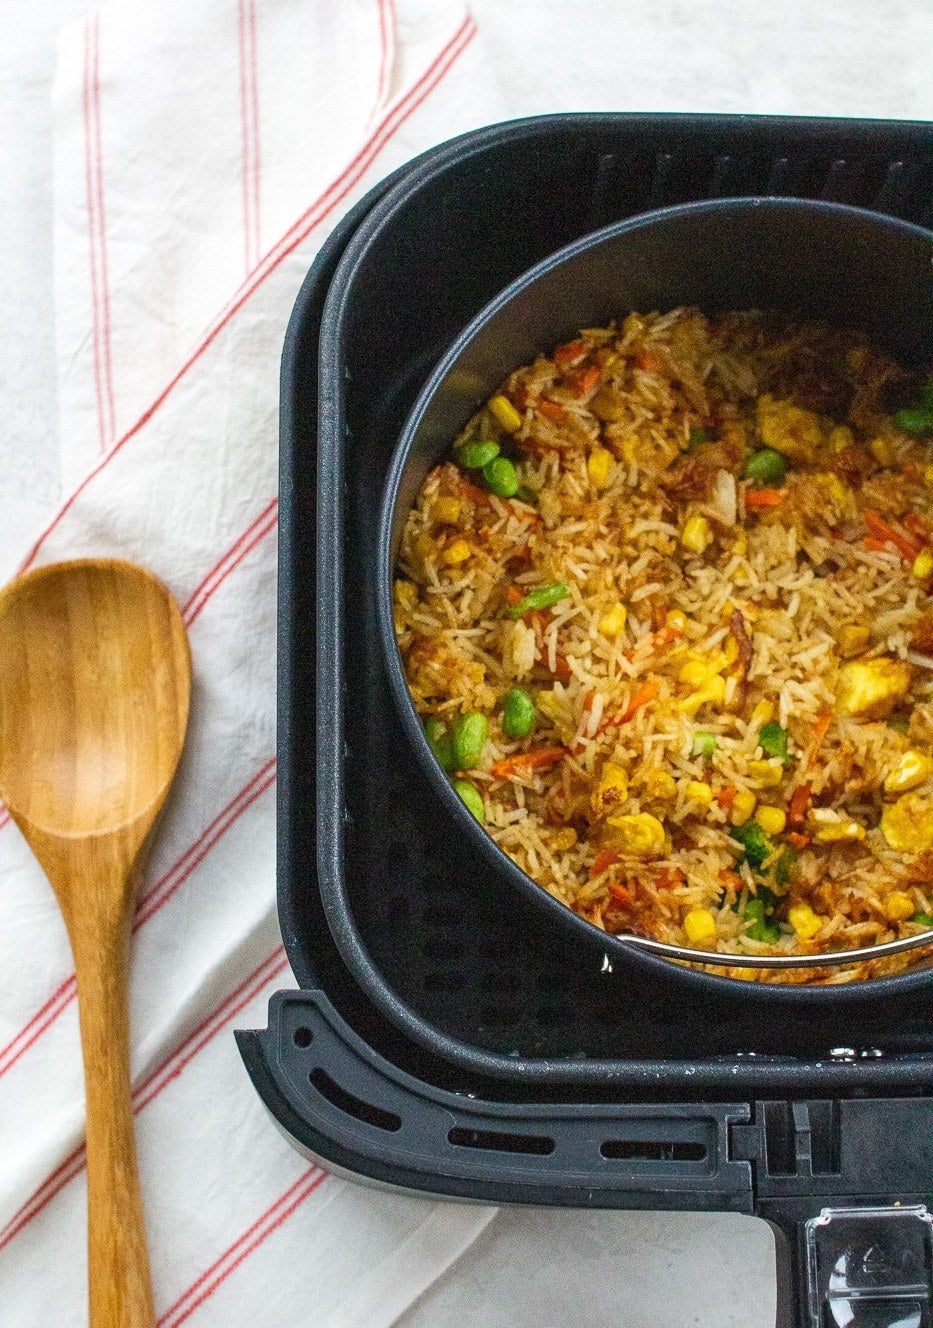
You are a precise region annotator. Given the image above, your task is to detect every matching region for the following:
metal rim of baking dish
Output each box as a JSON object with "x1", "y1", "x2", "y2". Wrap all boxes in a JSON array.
[{"x1": 376, "y1": 194, "x2": 933, "y2": 1002}]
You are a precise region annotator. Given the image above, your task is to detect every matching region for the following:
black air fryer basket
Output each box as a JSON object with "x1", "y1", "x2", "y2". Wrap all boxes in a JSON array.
[{"x1": 238, "y1": 115, "x2": 933, "y2": 1328}]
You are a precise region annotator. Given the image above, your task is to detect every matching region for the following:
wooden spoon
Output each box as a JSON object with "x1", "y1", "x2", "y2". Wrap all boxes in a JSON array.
[{"x1": 0, "y1": 559, "x2": 191, "y2": 1327}]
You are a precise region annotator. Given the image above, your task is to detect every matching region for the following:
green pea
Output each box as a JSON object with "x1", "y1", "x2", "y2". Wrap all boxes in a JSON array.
[
  {"x1": 451, "y1": 711, "x2": 488, "y2": 770},
  {"x1": 506, "y1": 581, "x2": 571, "y2": 619},
  {"x1": 692, "y1": 731, "x2": 717, "y2": 758},
  {"x1": 732, "y1": 821, "x2": 775, "y2": 870},
  {"x1": 424, "y1": 717, "x2": 455, "y2": 772},
  {"x1": 894, "y1": 407, "x2": 933, "y2": 437},
  {"x1": 453, "y1": 778, "x2": 485, "y2": 822},
  {"x1": 482, "y1": 456, "x2": 519, "y2": 498},
  {"x1": 516, "y1": 484, "x2": 539, "y2": 506},
  {"x1": 744, "y1": 448, "x2": 787, "y2": 487},
  {"x1": 758, "y1": 722, "x2": 789, "y2": 762},
  {"x1": 502, "y1": 687, "x2": 536, "y2": 739},
  {"x1": 912, "y1": 911, "x2": 933, "y2": 928},
  {"x1": 688, "y1": 426, "x2": 710, "y2": 447},
  {"x1": 455, "y1": 439, "x2": 500, "y2": 469}
]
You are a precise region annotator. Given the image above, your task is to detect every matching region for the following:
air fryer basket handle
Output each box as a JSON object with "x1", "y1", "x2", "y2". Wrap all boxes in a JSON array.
[{"x1": 238, "y1": 990, "x2": 933, "y2": 1328}]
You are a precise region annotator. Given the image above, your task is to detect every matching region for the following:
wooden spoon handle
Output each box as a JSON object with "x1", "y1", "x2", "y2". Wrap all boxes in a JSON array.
[{"x1": 73, "y1": 911, "x2": 155, "y2": 1328}]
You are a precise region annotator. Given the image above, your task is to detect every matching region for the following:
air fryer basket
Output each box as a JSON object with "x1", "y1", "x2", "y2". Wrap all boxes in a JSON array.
[{"x1": 239, "y1": 115, "x2": 933, "y2": 1328}]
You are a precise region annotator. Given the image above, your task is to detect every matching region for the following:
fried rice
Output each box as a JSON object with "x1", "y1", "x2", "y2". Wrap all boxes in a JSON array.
[{"x1": 393, "y1": 308, "x2": 933, "y2": 984}]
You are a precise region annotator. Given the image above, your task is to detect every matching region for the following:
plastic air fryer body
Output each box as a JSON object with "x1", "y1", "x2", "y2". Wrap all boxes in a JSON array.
[{"x1": 237, "y1": 115, "x2": 933, "y2": 1328}]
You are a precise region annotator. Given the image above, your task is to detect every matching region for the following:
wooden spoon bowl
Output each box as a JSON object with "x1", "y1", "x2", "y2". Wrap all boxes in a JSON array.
[{"x1": 0, "y1": 559, "x2": 191, "y2": 1327}]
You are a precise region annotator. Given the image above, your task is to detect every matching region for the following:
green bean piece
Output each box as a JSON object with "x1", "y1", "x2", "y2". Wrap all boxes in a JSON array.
[
  {"x1": 424, "y1": 717, "x2": 455, "y2": 772},
  {"x1": 894, "y1": 407, "x2": 933, "y2": 437},
  {"x1": 731, "y1": 821, "x2": 775, "y2": 870},
  {"x1": 773, "y1": 848, "x2": 797, "y2": 889},
  {"x1": 758, "y1": 721, "x2": 789, "y2": 762},
  {"x1": 506, "y1": 581, "x2": 571, "y2": 619},
  {"x1": 692, "y1": 731, "x2": 717, "y2": 758},
  {"x1": 455, "y1": 439, "x2": 500, "y2": 469},
  {"x1": 912, "y1": 911, "x2": 933, "y2": 928},
  {"x1": 451, "y1": 711, "x2": 488, "y2": 770},
  {"x1": 482, "y1": 456, "x2": 519, "y2": 498},
  {"x1": 502, "y1": 687, "x2": 536, "y2": 739},
  {"x1": 743, "y1": 895, "x2": 781, "y2": 943},
  {"x1": 744, "y1": 448, "x2": 787, "y2": 487},
  {"x1": 453, "y1": 778, "x2": 485, "y2": 822}
]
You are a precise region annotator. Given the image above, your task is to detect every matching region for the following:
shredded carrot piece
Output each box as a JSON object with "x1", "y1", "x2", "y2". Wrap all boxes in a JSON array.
[
  {"x1": 864, "y1": 509, "x2": 922, "y2": 561},
  {"x1": 490, "y1": 746, "x2": 567, "y2": 779},
  {"x1": 607, "y1": 882, "x2": 634, "y2": 907},
  {"x1": 589, "y1": 848, "x2": 619, "y2": 879},
  {"x1": 787, "y1": 783, "x2": 812, "y2": 830},
  {"x1": 803, "y1": 708, "x2": 833, "y2": 774},
  {"x1": 505, "y1": 585, "x2": 524, "y2": 606},
  {"x1": 538, "y1": 398, "x2": 569, "y2": 424},
  {"x1": 744, "y1": 487, "x2": 785, "y2": 509},
  {"x1": 636, "y1": 350, "x2": 663, "y2": 374},
  {"x1": 719, "y1": 869, "x2": 744, "y2": 890},
  {"x1": 570, "y1": 363, "x2": 601, "y2": 396},
  {"x1": 552, "y1": 654, "x2": 573, "y2": 682},
  {"x1": 621, "y1": 679, "x2": 660, "y2": 722},
  {"x1": 454, "y1": 473, "x2": 493, "y2": 506},
  {"x1": 716, "y1": 785, "x2": 738, "y2": 810},
  {"x1": 787, "y1": 832, "x2": 811, "y2": 850},
  {"x1": 656, "y1": 868, "x2": 686, "y2": 889},
  {"x1": 904, "y1": 512, "x2": 931, "y2": 544},
  {"x1": 863, "y1": 537, "x2": 890, "y2": 552},
  {"x1": 649, "y1": 624, "x2": 682, "y2": 651},
  {"x1": 553, "y1": 338, "x2": 588, "y2": 366}
]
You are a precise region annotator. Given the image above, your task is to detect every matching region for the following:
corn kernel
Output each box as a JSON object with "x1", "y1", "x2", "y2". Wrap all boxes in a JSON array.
[
  {"x1": 913, "y1": 549, "x2": 933, "y2": 581},
  {"x1": 788, "y1": 903, "x2": 824, "y2": 941},
  {"x1": 587, "y1": 446, "x2": 613, "y2": 489},
  {"x1": 619, "y1": 438, "x2": 637, "y2": 464},
  {"x1": 869, "y1": 435, "x2": 895, "y2": 467},
  {"x1": 685, "y1": 780, "x2": 713, "y2": 810},
  {"x1": 442, "y1": 538, "x2": 471, "y2": 566},
  {"x1": 881, "y1": 794, "x2": 933, "y2": 854},
  {"x1": 749, "y1": 759, "x2": 785, "y2": 788},
  {"x1": 828, "y1": 425, "x2": 854, "y2": 453},
  {"x1": 599, "y1": 602, "x2": 628, "y2": 637},
  {"x1": 885, "y1": 890, "x2": 917, "y2": 923},
  {"x1": 682, "y1": 515, "x2": 712, "y2": 555},
  {"x1": 755, "y1": 806, "x2": 787, "y2": 836},
  {"x1": 643, "y1": 768, "x2": 677, "y2": 801},
  {"x1": 884, "y1": 750, "x2": 933, "y2": 795},
  {"x1": 414, "y1": 532, "x2": 435, "y2": 560},
  {"x1": 432, "y1": 495, "x2": 461, "y2": 525},
  {"x1": 808, "y1": 807, "x2": 866, "y2": 843},
  {"x1": 731, "y1": 789, "x2": 758, "y2": 826},
  {"x1": 666, "y1": 609, "x2": 688, "y2": 632},
  {"x1": 552, "y1": 827, "x2": 578, "y2": 852},
  {"x1": 748, "y1": 700, "x2": 776, "y2": 731},
  {"x1": 680, "y1": 658, "x2": 715, "y2": 688},
  {"x1": 925, "y1": 464, "x2": 933, "y2": 490},
  {"x1": 604, "y1": 812, "x2": 667, "y2": 857},
  {"x1": 683, "y1": 908, "x2": 718, "y2": 946},
  {"x1": 836, "y1": 622, "x2": 871, "y2": 659},
  {"x1": 488, "y1": 393, "x2": 523, "y2": 433}
]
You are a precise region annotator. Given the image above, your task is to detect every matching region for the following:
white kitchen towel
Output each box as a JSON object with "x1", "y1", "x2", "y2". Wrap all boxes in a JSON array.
[{"x1": 0, "y1": 1, "x2": 503, "y2": 1322}]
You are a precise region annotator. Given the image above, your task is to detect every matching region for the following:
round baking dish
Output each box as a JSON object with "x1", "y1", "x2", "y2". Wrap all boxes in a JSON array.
[{"x1": 377, "y1": 196, "x2": 933, "y2": 1001}]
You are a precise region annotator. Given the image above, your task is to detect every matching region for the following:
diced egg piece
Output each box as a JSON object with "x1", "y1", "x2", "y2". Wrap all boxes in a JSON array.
[{"x1": 835, "y1": 657, "x2": 912, "y2": 720}]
